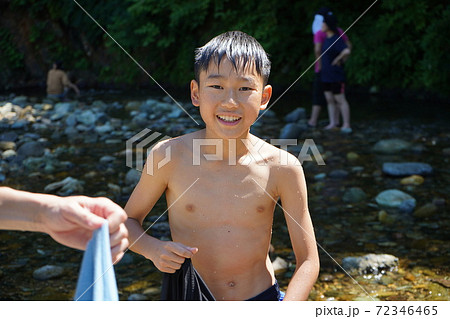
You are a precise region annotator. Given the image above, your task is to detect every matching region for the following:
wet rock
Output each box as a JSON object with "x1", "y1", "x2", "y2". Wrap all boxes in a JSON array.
[
  {"x1": 125, "y1": 169, "x2": 141, "y2": 186},
  {"x1": 100, "y1": 155, "x2": 115, "y2": 163},
  {"x1": 54, "y1": 102, "x2": 75, "y2": 115},
  {"x1": 413, "y1": 203, "x2": 438, "y2": 219},
  {"x1": 0, "y1": 141, "x2": 15, "y2": 151},
  {"x1": 77, "y1": 110, "x2": 97, "y2": 126},
  {"x1": 11, "y1": 96, "x2": 28, "y2": 106},
  {"x1": 279, "y1": 123, "x2": 303, "y2": 139},
  {"x1": 44, "y1": 177, "x2": 84, "y2": 196},
  {"x1": 314, "y1": 173, "x2": 326, "y2": 180},
  {"x1": 272, "y1": 256, "x2": 289, "y2": 274},
  {"x1": 95, "y1": 123, "x2": 113, "y2": 135},
  {"x1": 372, "y1": 139, "x2": 412, "y2": 154},
  {"x1": 17, "y1": 141, "x2": 45, "y2": 157},
  {"x1": 329, "y1": 169, "x2": 349, "y2": 179},
  {"x1": 0, "y1": 173, "x2": 5, "y2": 182},
  {"x1": 33, "y1": 265, "x2": 64, "y2": 281},
  {"x1": 378, "y1": 210, "x2": 395, "y2": 224},
  {"x1": 128, "y1": 293, "x2": 149, "y2": 301},
  {"x1": 151, "y1": 222, "x2": 170, "y2": 233},
  {"x1": 400, "y1": 175, "x2": 424, "y2": 185},
  {"x1": 375, "y1": 189, "x2": 416, "y2": 211},
  {"x1": 346, "y1": 152, "x2": 360, "y2": 161},
  {"x1": 342, "y1": 254, "x2": 398, "y2": 275},
  {"x1": 383, "y1": 162, "x2": 433, "y2": 176},
  {"x1": 2, "y1": 149, "x2": 17, "y2": 159},
  {"x1": 342, "y1": 187, "x2": 367, "y2": 203},
  {"x1": 65, "y1": 114, "x2": 78, "y2": 127},
  {"x1": 404, "y1": 273, "x2": 416, "y2": 282},
  {"x1": 284, "y1": 107, "x2": 306, "y2": 123},
  {"x1": 125, "y1": 101, "x2": 141, "y2": 112},
  {"x1": 0, "y1": 131, "x2": 18, "y2": 142}
]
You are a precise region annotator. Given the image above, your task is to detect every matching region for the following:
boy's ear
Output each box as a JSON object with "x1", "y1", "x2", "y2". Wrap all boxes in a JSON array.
[
  {"x1": 190, "y1": 80, "x2": 200, "y2": 107},
  {"x1": 260, "y1": 85, "x2": 272, "y2": 110}
]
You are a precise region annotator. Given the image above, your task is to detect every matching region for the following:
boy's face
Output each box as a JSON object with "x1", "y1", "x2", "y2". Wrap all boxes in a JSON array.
[{"x1": 190, "y1": 57, "x2": 272, "y2": 140}]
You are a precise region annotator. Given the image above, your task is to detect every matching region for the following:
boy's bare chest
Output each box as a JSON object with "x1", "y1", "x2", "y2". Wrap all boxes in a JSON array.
[{"x1": 166, "y1": 162, "x2": 277, "y2": 227}]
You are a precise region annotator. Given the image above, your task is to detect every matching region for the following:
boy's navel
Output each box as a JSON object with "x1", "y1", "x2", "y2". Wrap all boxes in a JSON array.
[
  {"x1": 186, "y1": 204, "x2": 195, "y2": 212},
  {"x1": 256, "y1": 205, "x2": 265, "y2": 213}
]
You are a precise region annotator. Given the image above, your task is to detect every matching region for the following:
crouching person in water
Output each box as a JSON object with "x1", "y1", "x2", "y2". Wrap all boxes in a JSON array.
[{"x1": 125, "y1": 31, "x2": 320, "y2": 301}]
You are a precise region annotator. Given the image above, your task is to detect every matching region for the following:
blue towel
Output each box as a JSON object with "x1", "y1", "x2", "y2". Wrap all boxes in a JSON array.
[{"x1": 74, "y1": 222, "x2": 119, "y2": 301}]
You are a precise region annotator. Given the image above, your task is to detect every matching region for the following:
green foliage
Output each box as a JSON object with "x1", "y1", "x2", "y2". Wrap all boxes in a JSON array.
[{"x1": 1, "y1": 0, "x2": 449, "y2": 93}]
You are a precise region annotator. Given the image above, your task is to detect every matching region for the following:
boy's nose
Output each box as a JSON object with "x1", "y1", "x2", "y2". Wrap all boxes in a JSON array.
[{"x1": 221, "y1": 90, "x2": 238, "y2": 109}]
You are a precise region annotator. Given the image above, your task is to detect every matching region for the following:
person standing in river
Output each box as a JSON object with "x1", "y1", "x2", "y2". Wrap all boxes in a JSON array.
[
  {"x1": 308, "y1": 7, "x2": 351, "y2": 129},
  {"x1": 46, "y1": 61, "x2": 80, "y2": 101},
  {"x1": 320, "y1": 13, "x2": 352, "y2": 133}
]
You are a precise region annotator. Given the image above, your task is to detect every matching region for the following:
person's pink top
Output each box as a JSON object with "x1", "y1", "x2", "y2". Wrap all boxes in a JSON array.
[{"x1": 313, "y1": 27, "x2": 349, "y2": 73}]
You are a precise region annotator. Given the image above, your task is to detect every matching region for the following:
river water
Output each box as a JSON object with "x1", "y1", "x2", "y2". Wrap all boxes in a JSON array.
[{"x1": 0, "y1": 89, "x2": 448, "y2": 300}]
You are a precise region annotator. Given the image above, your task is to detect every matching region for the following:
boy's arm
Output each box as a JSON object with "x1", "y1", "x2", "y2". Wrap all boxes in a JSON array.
[
  {"x1": 124, "y1": 141, "x2": 197, "y2": 273},
  {"x1": 276, "y1": 157, "x2": 320, "y2": 301}
]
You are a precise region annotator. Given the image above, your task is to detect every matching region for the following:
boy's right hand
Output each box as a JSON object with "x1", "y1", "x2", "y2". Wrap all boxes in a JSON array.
[{"x1": 151, "y1": 240, "x2": 198, "y2": 273}]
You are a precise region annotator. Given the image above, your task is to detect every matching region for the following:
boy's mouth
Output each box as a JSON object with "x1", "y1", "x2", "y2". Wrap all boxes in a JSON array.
[{"x1": 216, "y1": 114, "x2": 242, "y2": 124}]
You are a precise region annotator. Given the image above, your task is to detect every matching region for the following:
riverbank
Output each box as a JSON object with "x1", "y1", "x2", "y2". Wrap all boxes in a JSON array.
[{"x1": 0, "y1": 94, "x2": 448, "y2": 300}]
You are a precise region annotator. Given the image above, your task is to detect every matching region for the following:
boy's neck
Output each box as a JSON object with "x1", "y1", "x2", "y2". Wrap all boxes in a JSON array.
[
  {"x1": 201, "y1": 130, "x2": 254, "y2": 161},
  {"x1": 326, "y1": 30, "x2": 335, "y2": 38}
]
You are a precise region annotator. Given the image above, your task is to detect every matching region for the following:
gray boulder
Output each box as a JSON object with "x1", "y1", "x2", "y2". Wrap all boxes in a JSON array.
[
  {"x1": 372, "y1": 139, "x2": 412, "y2": 154},
  {"x1": 382, "y1": 162, "x2": 433, "y2": 176},
  {"x1": 342, "y1": 254, "x2": 398, "y2": 275},
  {"x1": 284, "y1": 107, "x2": 306, "y2": 123},
  {"x1": 77, "y1": 110, "x2": 97, "y2": 126},
  {"x1": 125, "y1": 169, "x2": 141, "y2": 186},
  {"x1": 342, "y1": 187, "x2": 367, "y2": 203},
  {"x1": 17, "y1": 141, "x2": 45, "y2": 157},
  {"x1": 33, "y1": 265, "x2": 64, "y2": 281},
  {"x1": 375, "y1": 189, "x2": 416, "y2": 211},
  {"x1": 279, "y1": 123, "x2": 303, "y2": 139}
]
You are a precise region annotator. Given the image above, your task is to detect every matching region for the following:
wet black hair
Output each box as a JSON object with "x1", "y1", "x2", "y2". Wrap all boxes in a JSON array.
[
  {"x1": 194, "y1": 31, "x2": 271, "y2": 85},
  {"x1": 54, "y1": 60, "x2": 64, "y2": 70}
]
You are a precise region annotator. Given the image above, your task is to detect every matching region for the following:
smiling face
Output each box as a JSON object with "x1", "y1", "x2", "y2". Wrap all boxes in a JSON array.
[{"x1": 191, "y1": 57, "x2": 272, "y2": 140}]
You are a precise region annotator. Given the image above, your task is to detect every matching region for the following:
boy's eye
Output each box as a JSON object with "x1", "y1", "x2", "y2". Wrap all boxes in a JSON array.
[
  {"x1": 239, "y1": 87, "x2": 253, "y2": 91},
  {"x1": 209, "y1": 85, "x2": 223, "y2": 89}
]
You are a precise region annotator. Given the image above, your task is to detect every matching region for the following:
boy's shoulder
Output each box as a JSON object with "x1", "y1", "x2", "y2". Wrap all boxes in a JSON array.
[{"x1": 250, "y1": 135, "x2": 302, "y2": 168}]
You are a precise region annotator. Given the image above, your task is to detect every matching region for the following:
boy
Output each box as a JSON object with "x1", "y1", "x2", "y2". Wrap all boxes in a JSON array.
[
  {"x1": 125, "y1": 31, "x2": 319, "y2": 301},
  {"x1": 46, "y1": 61, "x2": 80, "y2": 100}
]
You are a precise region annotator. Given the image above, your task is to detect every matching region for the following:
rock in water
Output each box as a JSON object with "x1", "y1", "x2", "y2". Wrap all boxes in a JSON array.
[
  {"x1": 44, "y1": 177, "x2": 84, "y2": 195},
  {"x1": 342, "y1": 187, "x2": 367, "y2": 203},
  {"x1": 342, "y1": 254, "x2": 398, "y2": 275},
  {"x1": 125, "y1": 169, "x2": 141, "y2": 186},
  {"x1": 272, "y1": 256, "x2": 289, "y2": 274},
  {"x1": 284, "y1": 107, "x2": 306, "y2": 123},
  {"x1": 413, "y1": 203, "x2": 438, "y2": 219},
  {"x1": 372, "y1": 139, "x2": 412, "y2": 154},
  {"x1": 17, "y1": 141, "x2": 45, "y2": 157},
  {"x1": 375, "y1": 189, "x2": 416, "y2": 211},
  {"x1": 400, "y1": 175, "x2": 424, "y2": 185},
  {"x1": 382, "y1": 162, "x2": 433, "y2": 176},
  {"x1": 279, "y1": 123, "x2": 303, "y2": 139},
  {"x1": 33, "y1": 265, "x2": 64, "y2": 280}
]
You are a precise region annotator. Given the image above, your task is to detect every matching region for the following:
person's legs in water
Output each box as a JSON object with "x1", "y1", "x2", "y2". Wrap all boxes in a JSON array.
[
  {"x1": 323, "y1": 90, "x2": 338, "y2": 130},
  {"x1": 334, "y1": 92, "x2": 351, "y2": 130},
  {"x1": 308, "y1": 72, "x2": 326, "y2": 127}
]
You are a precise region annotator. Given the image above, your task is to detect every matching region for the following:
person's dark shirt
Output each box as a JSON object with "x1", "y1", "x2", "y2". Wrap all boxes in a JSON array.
[{"x1": 321, "y1": 34, "x2": 347, "y2": 83}]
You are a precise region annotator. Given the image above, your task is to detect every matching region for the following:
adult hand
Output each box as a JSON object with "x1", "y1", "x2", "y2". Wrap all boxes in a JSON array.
[
  {"x1": 40, "y1": 196, "x2": 129, "y2": 262},
  {"x1": 149, "y1": 240, "x2": 198, "y2": 273}
]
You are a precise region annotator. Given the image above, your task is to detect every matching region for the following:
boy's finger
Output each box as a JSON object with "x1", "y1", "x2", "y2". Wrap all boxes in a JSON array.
[{"x1": 171, "y1": 243, "x2": 198, "y2": 258}]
